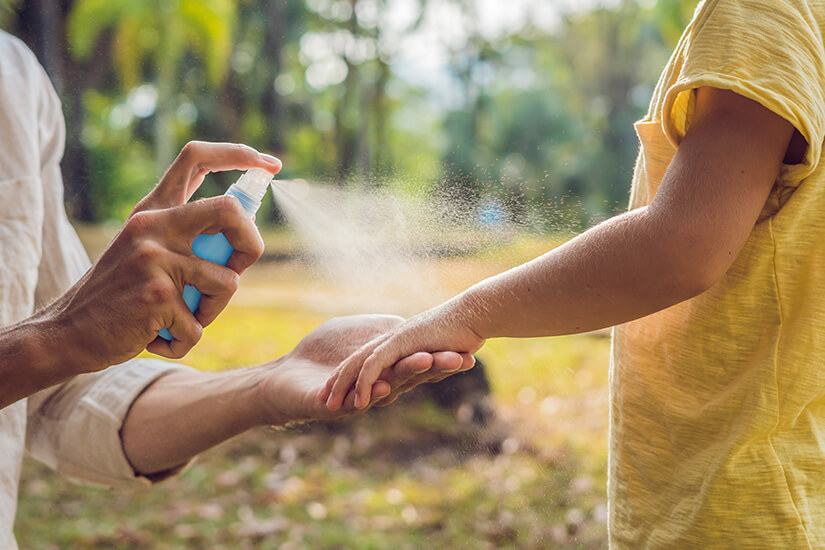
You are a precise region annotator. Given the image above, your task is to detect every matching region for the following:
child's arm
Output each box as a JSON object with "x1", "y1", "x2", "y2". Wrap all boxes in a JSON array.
[{"x1": 323, "y1": 87, "x2": 799, "y2": 410}]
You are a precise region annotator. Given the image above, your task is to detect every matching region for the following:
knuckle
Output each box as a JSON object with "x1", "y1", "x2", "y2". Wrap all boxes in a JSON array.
[
  {"x1": 251, "y1": 232, "x2": 265, "y2": 260},
  {"x1": 124, "y1": 210, "x2": 153, "y2": 237},
  {"x1": 366, "y1": 352, "x2": 385, "y2": 371},
  {"x1": 170, "y1": 324, "x2": 201, "y2": 358},
  {"x1": 141, "y1": 278, "x2": 174, "y2": 305},
  {"x1": 362, "y1": 356, "x2": 376, "y2": 372},
  {"x1": 223, "y1": 270, "x2": 240, "y2": 293},
  {"x1": 169, "y1": 346, "x2": 187, "y2": 360},
  {"x1": 133, "y1": 240, "x2": 165, "y2": 264},
  {"x1": 180, "y1": 140, "x2": 203, "y2": 159},
  {"x1": 129, "y1": 198, "x2": 150, "y2": 217},
  {"x1": 214, "y1": 195, "x2": 244, "y2": 220},
  {"x1": 189, "y1": 322, "x2": 204, "y2": 344},
  {"x1": 233, "y1": 142, "x2": 255, "y2": 157}
]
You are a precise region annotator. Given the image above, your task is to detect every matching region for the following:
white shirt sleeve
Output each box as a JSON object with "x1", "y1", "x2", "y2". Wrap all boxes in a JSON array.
[
  {"x1": 0, "y1": 31, "x2": 192, "y2": 489},
  {"x1": 26, "y1": 360, "x2": 196, "y2": 489}
]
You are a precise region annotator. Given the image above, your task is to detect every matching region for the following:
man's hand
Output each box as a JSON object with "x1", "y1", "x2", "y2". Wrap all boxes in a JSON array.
[
  {"x1": 321, "y1": 303, "x2": 485, "y2": 411},
  {"x1": 46, "y1": 142, "x2": 281, "y2": 372},
  {"x1": 122, "y1": 314, "x2": 474, "y2": 475},
  {"x1": 254, "y1": 315, "x2": 476, "y2": 424}
]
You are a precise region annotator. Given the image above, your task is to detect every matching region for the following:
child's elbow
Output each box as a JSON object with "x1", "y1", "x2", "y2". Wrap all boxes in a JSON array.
[
  {"x1": 681, "y1": 265, "x2": 721, "y2": 299},
  {"x1": 669, "y1": 250, "x2": 730, "y2": 302}
]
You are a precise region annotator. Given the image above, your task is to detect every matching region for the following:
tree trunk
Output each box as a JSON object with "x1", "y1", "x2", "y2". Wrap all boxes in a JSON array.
[
  {"x1": 155, "y1": 49, "x2": 177, "y2": 177},
  {"x1": 14, "y1": 0, "x2": 97, "y2": 221},
  {"x1": 333, "y1": 0, "x2": 360, "y2": 185},
  {"x1": 334, "y1": 56, "x2": 358, "y2": 185},
  {"x1": 262, "y1": 0, "x2": 288, "y2": 223},
  {"x1": 371, "y1": 60, "x2": 391, "y2": 178},
  {"x1": 262, "y1": 0, "x2": 285, "y2": 152}
]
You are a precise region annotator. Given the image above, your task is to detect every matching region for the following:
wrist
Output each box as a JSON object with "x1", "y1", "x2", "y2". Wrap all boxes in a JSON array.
[
  {"x1": 0, "y1": 313, "x2": 82, "y2": 408},
  {"x1": 34, "y1": 299, "x2": 104, "y2": 375},
  {"x1": 248, "y1": 357, "x2": 295, "y2": 428},
  {"x1": 451, "y1": 289, "x2": 489, "y2": 341}
]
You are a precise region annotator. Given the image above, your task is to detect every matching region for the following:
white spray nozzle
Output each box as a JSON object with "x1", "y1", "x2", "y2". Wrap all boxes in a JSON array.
[{"x1": 233, "y1": 168, "x2": 274, "y2": 203}]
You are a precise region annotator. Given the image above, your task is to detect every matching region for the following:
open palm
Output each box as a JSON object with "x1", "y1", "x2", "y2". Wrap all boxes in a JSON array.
[{"x1": 257, "y1": 315, "x2": 474, "y2": 424}]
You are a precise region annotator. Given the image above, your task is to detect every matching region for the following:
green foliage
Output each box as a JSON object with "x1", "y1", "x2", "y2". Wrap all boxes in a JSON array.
[
  {"x1": 68, "y1": 0, "x2": 235, "y2": 86},
  {"x1": 67, "y1": 0, "x2": 238, "y2": 172},
  {"x1": 653, "y1": 0, "x2": 702, "y2": 46},
  {"x1": 77, "y1": 89, "x2": 157, "y2": 220},
  {"x1": 9, "y1": 0, "x2": 701, "y2": 223}
]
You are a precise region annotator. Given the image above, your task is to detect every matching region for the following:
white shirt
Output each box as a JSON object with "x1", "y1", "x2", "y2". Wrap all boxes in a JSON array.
[{"x1": 0, "y1": 31, "x2": 186, "y2": 549}]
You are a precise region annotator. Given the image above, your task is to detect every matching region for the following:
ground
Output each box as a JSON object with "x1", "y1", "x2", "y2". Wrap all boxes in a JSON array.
[{"x1": 16, "y1": 228, "x2": 610, "y2": 549}]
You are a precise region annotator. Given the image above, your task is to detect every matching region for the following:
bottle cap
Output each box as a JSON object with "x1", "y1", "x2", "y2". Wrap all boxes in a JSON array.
[{"x1": 233, "y1": 168, "x2": 273, "y2": 203}]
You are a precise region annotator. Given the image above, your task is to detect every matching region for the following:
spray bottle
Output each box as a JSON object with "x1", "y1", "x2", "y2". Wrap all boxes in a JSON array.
[{"x1": 159, "y1": 168, "x2": 274, "y2": 341}]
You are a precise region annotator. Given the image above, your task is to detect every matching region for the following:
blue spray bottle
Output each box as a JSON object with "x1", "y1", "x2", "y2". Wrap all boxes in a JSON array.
[{"x1": 159, "y1": 168, "x2": 274, "y2": 341}]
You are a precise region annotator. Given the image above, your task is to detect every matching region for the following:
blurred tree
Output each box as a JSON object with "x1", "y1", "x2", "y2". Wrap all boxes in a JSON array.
[
  {"x1": 1, "y1": 0, "x2": 698, "y2": 224},
  {"x1": 553, "y1": 0, "x2": 656, "y2": 215},
  {"x1": 67, "y1": 0, "x2": 237, "y2": 174},
  {"x1": 296, "y1": 0, "x2": 417, "y2": 185},
  {"x1": 653, "y1": 0, "x2": 700, "y2": 46},
  {"x1": 6, "y1": 0, "x2": 103, "y2": 221}
]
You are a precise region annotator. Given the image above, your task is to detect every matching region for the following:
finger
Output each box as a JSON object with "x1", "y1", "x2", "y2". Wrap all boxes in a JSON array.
[
  {"x1": 427, "y1": 354, "x2": 478, "y2": 384},
  {"x1": 326, "y1": 347, "x2": 376, "y2": 411},
  {"x1": 353, "y1": 338, "x2": 412, "y2": 409},
  {"x1": 375, "y1": 393, "x2": 403, "y2": 408},
  {"x1": 378, "y1": 355, "x2": 454, "y2": 403},
  {"x1": 146, "y1": 297, "x2": 203, "y2": 359},
  {"x1": 162, "y1": 196, "x2": 265, "y2": 273},
  {"x1": 326, "y1": 333, "x2": 392, "y2": 410},
  {"x1": 431, "y1": 351, "x2": 463, "y2": 373},
  {"x1": 224, "y1": 226, "x2": 265, "y2": 275},
  {"x1": 175, "y1": 256, "x2": 240, "y2": 327},
  {"x1": 330, "y1": 380, "x2": 391, "y2": 417},
  {"x1": 368, "y1": 353, "x2": 433, "y2": 404},
  {"x1": 144, "y1": 142, "x2": 282, "y2": 210},
  {"x1": 319, "y1": 358, "x2": 351, "y2": 402},
  {"x1": 354, "y1": 354, "x2": 392, "y2": 410},
  {"x1": 314, "y1": 316, "x2": 405, "y2": 397},
  {"x1": 459, "y1": 353, "x2": 477, "y2": 371},
  {"x1": 320, "y1": 364, "x2": 345, "y2": 402},
  {"x1": 319, "y1": 374, "x2": 335, "y2": 403},
  {"x1": 386, "y1": 352, "x2": 467, "y2": 387},
  {"x1": 373, "y1": 374, "x2": 433, "y2": 407},
  {"x1": 386, "y1": 352, "x2": 433, "y2": 379},
  {"x1": 374, "y1": 353, "x2": 475, "y2": 407},
  {"x1": 370, "y1": 381, "x2": 391, "y2": 402}
]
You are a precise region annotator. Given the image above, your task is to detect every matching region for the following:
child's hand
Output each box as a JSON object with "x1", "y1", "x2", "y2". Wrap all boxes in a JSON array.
[{"x1": 321, "y1": 301, "x2": 486, "y2": 410}]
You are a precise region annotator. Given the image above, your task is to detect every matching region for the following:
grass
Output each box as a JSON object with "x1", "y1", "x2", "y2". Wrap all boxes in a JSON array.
[{"x1": 16, "y1": 228, "x2": 610, "y2": 549}]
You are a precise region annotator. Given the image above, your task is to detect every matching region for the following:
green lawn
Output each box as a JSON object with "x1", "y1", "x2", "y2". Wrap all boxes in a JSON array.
[{"x1": 16, "y1": 229, "x2": 610, "y2": 549}]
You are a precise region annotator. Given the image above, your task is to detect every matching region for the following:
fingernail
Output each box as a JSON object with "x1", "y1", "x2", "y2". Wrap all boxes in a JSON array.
[{"x1": 260, "y1": 153, "x2": 282, "y2": 167}]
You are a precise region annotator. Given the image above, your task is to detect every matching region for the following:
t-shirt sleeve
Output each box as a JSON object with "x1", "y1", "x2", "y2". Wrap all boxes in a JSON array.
[{"x1": 661, "y1": 0, "x2": 825, "y2": 185}]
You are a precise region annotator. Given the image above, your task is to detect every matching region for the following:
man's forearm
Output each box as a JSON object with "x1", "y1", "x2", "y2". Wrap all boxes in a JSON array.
[
  {"x1": 0, "y1": 311, "x2": 83, "y2": 409},
  {"x1": 120, "y1": 363, "x2": 273, "y2": 476}
]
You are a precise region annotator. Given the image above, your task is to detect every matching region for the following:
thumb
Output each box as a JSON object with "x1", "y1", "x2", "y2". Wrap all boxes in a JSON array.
[{"x1": 132, "y1": 141, "x2": 281, "y2": 214}]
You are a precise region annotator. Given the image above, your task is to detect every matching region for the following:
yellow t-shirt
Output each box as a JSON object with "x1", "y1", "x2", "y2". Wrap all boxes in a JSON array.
[{"x1": 611, "y1": 0, "x2": 825, "y2": 547}]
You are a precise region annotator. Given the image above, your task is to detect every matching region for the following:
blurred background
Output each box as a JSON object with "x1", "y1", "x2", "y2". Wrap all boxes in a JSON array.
[{"x1": 3, "y1": 0, "x2": 698, "y2": 548}]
